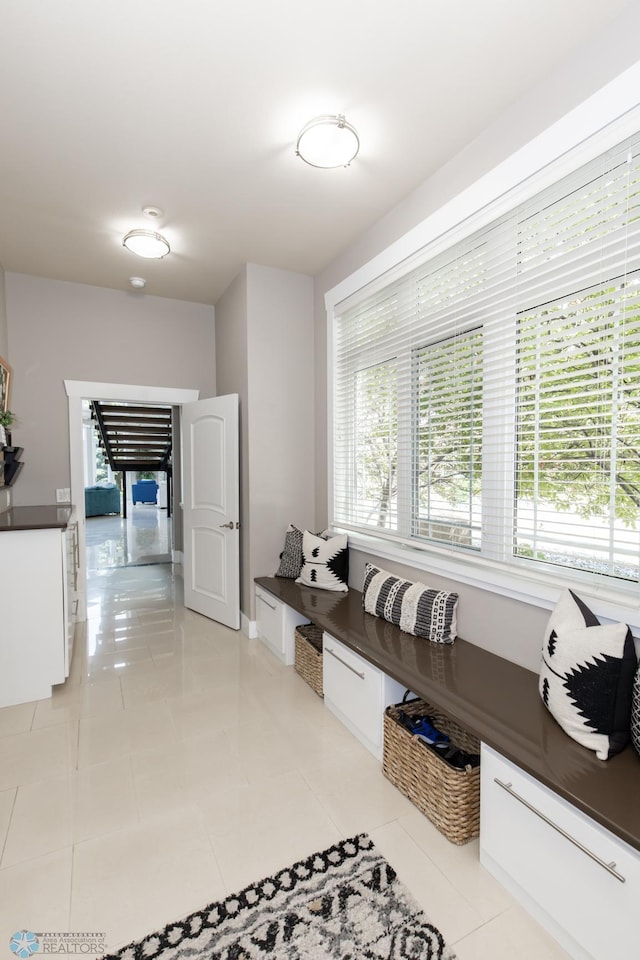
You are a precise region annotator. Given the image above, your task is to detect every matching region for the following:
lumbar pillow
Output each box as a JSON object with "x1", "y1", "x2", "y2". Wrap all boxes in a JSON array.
[
  {"x1": 362, "y1": 562, "x2": 458, "y2": 644},
  {"x1": 296, "y1": 531, "x2": 349, "y2": 592},
  {"x1": 631, "y1": 664, "x2": 640, "y2": 758},
  {"x1": 275, "y1": 523, "x2": 304, "y2": 578},
  {"x1": 539, "y1": 589, "x2": 637, "y2": 760}
]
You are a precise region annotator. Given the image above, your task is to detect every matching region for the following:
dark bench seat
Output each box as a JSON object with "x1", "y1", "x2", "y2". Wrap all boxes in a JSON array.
[{"x1": 255, "y1": 575, "x2": 640, "y2": 853}]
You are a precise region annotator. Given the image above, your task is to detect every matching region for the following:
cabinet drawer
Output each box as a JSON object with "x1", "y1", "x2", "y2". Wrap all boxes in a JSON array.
[
  {"x1": 323, "y1": 634, "x2": 405, "y2": 759},
  {"x1": 480, "y1": 745, "x2": 639, "y2": 960},
  {"x1": 255, "y1": 586, "x2": 306, "y2": 665}
]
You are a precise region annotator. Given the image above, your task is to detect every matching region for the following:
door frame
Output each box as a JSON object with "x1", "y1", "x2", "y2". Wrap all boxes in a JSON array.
[{"x1": 65, "y1": 380, "x2": 199, "y2": 621}]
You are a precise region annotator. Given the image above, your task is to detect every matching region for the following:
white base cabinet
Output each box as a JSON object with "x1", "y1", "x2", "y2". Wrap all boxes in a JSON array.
[
  {"x1": 480, "y1": 745, "x2": 639, "y2": 960},
  {"x1": 323, "y1": 633, "x2": 406, "y2": 760},
  {"x1": 255, "y1": 584, "x2": 307, "y2": 665},
  {"x1": 0, "y1": 521, "x2": 78, "y2": 707},
  {"x1": 63, "y1": 520, "x2": 79, "y2": 677}
]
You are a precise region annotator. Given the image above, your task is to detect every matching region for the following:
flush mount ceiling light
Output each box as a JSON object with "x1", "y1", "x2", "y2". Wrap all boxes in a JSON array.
[
  {"x1": 295, "y1": 114, "x2": 360, "y2": 168},
  {"x1": 122, "y1": 229, "x2": 170, "y2": 259}
]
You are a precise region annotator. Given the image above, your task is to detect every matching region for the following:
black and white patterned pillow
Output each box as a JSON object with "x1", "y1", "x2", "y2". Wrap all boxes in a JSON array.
[
  {"x1": 295, "y1": 531, "x2": 349, "y2": 592},
  {"x1": 275, "y1": 524, "x2": 304, "y2": 578},
  {"x1": 362, "y1": 562, "x2": 458, "y2": 644},
  {"x1": 539, "y1": 589, "x2": 637, "y2": 760},
  {"x1": 275, "y1": 525, "x2": 330, "y2": 578},
  {"x1": 631, "y1": 664, "x2": 640, "y2": 758}
]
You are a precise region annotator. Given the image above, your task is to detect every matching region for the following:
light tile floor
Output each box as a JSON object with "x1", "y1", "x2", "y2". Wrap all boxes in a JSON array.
[
  {"x1": 0, "y1": 550, "x2": 571, "y2": 959},
  {"x1": 85, "y1": 507, "x2": 171, "y2": 568}
]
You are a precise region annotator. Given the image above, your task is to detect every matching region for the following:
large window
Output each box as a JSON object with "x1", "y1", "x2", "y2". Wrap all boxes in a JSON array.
[
  {"x1": 515, "y1": 276, "x2": 640, "y2": 579},
  {"x1": 413, "y1": 329, "x2": 483, "y2": 548},
  {"x1": 332, "y1": 131, "x2": 640, "y2": 587}
]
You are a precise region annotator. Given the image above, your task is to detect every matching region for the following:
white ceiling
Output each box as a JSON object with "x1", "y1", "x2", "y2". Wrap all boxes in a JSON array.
[{"x1": 0, "y1": 1, "x2": 633, "y2": 305}]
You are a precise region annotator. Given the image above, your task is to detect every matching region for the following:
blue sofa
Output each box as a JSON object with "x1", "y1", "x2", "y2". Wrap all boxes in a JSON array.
[
  {"x1": 85, "y1": 484, "x2": 121, "y2": 516},
  {"x1": 132, "y1": 479, "x2": 158, "y2": 504}
]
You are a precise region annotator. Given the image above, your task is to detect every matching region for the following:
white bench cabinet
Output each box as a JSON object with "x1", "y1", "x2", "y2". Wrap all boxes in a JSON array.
[
  {"x1": 323, "y1": 633, "x2": 406, "y2": 760},
  {"x1": 255, "y1": 584, "x2": 307, "y2": 665},
  {"x1": 480, "y1": 745, "x2": 639, "y2": 960}
]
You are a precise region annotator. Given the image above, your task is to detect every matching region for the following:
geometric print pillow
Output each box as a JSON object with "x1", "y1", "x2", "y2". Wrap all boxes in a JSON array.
[
  {"x1": 275, "y1": 523, "x2": 304, "y2": 578},
  {"x1": 295, "y1": 531, "x2": 349, "y2": 592},
  {"x1": 539, "y1": 589, "x2": 637, "y2": 760},
  {"x1": 362, "y1": 562, "x2": 458, "y2": 644},
  {"x1": 275, "y1": 524, "x2": 331, "y2": 578}
]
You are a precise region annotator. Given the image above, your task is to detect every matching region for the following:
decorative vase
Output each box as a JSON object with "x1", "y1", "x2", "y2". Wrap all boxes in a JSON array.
[{"x1": 632, "y1": 663, "x2": 640, "y2": 757}]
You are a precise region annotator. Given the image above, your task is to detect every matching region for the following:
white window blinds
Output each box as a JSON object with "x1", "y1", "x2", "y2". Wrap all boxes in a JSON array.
[{"x1": 332, "y1": 130, "x2": 640, "y2": 585}]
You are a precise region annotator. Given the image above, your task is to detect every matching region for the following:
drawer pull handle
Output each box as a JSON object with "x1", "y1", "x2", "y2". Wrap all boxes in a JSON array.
[
  {"x1": 325, "y1": 646, "x2": 365, "y2": 680},
  {"x1": 256, "y1": 594, "x2": 277, "y2": 611},
  {"x1": 494, "y1": 778, "x2": 625, "y2": 883}
]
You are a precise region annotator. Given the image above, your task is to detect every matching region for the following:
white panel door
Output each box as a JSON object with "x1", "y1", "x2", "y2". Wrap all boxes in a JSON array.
[{"x1": 182, "y1": 394, "x2": 239, "y2": 629}]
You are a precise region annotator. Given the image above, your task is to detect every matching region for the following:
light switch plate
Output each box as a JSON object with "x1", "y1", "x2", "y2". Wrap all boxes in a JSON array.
[{"x1": 56, "y1": 488, "x2": 71, "y2": 503}]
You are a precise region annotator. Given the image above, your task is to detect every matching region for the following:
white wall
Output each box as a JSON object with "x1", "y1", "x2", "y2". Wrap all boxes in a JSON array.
[
  {"x1": 0, "y1": 267, "x2": 7, "y2": 361},
  {"x1": 215, "y1": 267, "x2": 250, "y2": 612},
  {"x1": 246, "y1": 264, "x2": 315, "y2": 605},
  {"x1": 313, "y1": 9, "x2": 640, "y2": 671},
  {"x1": 0, "y1": 267, "x2": 9, "y2": 513},
  {"x1": 5, "y1": 273, "x2": 215, "y2": 507},
  {"x1": 215, "y1": 263, "x2": 314, "y2": 622}
]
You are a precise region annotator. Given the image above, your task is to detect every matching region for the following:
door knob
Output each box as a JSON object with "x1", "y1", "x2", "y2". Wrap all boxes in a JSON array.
[{"x1": 219, "y1": 521, "x2": 234, "y2": 529}]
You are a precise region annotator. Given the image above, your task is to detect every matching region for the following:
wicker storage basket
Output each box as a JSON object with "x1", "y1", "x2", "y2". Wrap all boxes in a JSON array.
[
  {"x1": 383, "y1": 699, "x2": 480, "y2": 844},
  {"x1": 294, "y1": 623, "x2": 324, "y2": 697}
]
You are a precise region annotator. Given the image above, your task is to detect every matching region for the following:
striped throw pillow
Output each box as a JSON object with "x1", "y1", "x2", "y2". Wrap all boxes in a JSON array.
[{"x1": 362, "y1": 562, "x2": 458, "y2": 644}]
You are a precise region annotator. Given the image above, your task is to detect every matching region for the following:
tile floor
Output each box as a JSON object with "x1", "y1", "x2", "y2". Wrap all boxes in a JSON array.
[
  {"x1": 0, "y1": 536, "x2": 571, "y2": 959},
  {"x1": 85, "y1": 507, "x2": 172, "y2": 568}
]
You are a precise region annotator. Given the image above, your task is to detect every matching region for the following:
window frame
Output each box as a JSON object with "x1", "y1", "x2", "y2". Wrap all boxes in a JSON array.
[{"x1": 326, "y1": 76, "x2": 640, "y2": 630}]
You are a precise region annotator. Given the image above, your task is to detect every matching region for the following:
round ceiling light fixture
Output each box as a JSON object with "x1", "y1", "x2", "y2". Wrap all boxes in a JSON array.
[
  {"x1": 122, "y1": 229, "x2": 170, "y2": 259},
  {"x1": 129, "y1": 276, "x2": 146, "y2": 289},
  {"x1": 295, "y1": 114, "x2": 360, "y2": 168}
]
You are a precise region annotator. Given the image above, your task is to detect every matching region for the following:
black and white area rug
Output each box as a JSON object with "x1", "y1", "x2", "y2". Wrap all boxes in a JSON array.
[{"x1": 104, "y1": 834, "x2": 457, "y2": 960}]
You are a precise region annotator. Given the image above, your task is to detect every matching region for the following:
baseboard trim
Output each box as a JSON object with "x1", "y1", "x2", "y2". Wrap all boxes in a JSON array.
[
  {"x1": 242, "y1": 612, "x2": 257, "y2": 638},
  {"x1": 172, "y1": 549, "x2": 183, "y2": 564}
]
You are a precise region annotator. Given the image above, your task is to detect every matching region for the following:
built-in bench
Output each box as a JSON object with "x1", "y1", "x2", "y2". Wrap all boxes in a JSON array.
[
  {"x1": 255, "y1": 574, "x2": 640, "y2": 960},
  {"x1": 255, "y1": 575, "x2": 640, "y2": 850}
]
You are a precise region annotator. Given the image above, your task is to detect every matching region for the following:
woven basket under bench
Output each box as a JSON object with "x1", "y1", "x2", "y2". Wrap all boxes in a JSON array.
[
  {"x1": 383, "y1": 699, "x2": 481, "y2": 844},
  {"x1": 294, "y1": 623, "x2": 324, "y2": 697}
]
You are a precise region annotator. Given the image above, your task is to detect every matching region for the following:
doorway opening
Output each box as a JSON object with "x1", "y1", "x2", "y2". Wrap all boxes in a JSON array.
[
  {"x1": 83, "y1": 398, "x2": 174, "y2": 570},
  {"x1": 65, "y1": 380, "x2": 200, "y2": 623}
]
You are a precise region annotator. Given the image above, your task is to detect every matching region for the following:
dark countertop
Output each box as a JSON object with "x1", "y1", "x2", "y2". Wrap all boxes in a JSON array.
[
  {"x1": 0, "y1": 505, "x2": 74, "y2": 531},
  {"x1": 256, "y1": 575, "x2": 640, "y2": 853}
]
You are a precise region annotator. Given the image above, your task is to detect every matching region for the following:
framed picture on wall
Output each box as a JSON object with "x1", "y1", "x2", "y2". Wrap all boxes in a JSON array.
[{"x1": 0, "y1": 356, "x2": 12, "y2": 413}]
